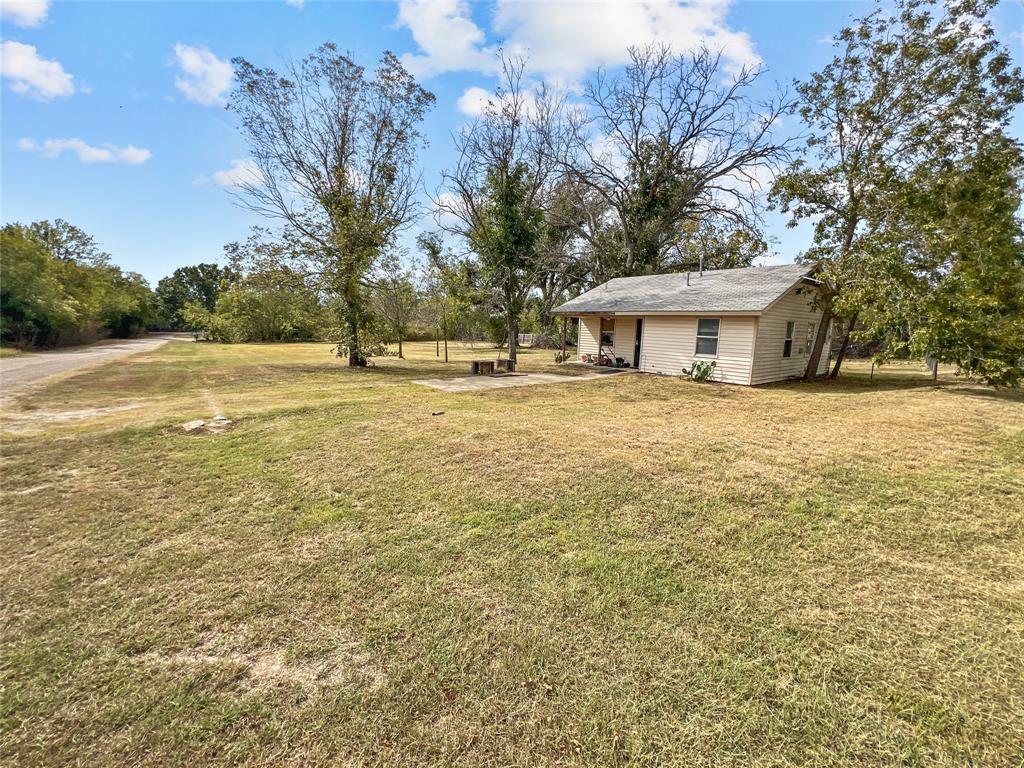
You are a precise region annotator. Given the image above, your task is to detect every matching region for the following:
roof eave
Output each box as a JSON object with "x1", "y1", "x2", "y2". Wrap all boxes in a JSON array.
[{"x1": 552, "y1": 309, "x2": 765, "y2": 317}]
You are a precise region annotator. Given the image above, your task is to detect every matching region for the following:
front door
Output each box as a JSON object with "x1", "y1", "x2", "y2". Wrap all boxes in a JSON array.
[{"x1": 633, "y1": 318, "x2": 643, "y2": 369}]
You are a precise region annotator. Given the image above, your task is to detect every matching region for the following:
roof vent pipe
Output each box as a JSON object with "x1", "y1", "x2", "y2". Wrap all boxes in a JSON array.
[
  {"x1": 686, "y1": 271, "x2": 690, "y2": 286},
  {"x1": 699, "y1": 255, "x2": 704, "y2": 277}
]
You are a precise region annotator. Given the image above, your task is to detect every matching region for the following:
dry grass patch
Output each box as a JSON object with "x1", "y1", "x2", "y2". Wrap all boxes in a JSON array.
[{"x1": 1, "y1": 341, "x2": 1022, "y2": 766}]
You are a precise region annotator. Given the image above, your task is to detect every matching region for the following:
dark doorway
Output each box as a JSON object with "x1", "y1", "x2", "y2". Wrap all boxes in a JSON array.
[{"x1": 633, "y1": 318, "x2": 643, "y2": 369}]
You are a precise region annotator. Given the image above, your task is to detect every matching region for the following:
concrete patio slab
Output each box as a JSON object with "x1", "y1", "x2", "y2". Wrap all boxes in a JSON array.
[{"x1": 412, "y1": 369, "x2": 632, "y2": 393}]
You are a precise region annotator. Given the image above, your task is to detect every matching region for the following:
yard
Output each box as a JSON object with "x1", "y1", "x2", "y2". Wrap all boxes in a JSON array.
[{"x1": 2, "y1": 340, "x2": 1022, "y2": 767}]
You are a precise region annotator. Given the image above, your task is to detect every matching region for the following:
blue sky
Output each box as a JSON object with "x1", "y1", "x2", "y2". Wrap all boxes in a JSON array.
[{"x1": 2, "y1": 0, "x2": 1022, "y2": 285}]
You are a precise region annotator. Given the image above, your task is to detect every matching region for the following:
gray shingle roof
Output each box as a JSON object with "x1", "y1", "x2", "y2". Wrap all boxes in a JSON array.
[{"x1": 552, "y1": 264, "x2": 816, "y2": 315}]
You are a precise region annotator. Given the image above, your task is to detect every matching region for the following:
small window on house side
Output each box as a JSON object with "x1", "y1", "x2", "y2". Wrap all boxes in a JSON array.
[
  {"x1": 783, "y1": 321, "x2": 795, "y2": 358},
  {"x1": 600, "y1": 318, "x2": 614, "y2": 347},
  {"x1": 695, "y1": 318, "x2": 720, "y2": 356},
  {"x1": 806, "y1": 322, "x2": 816, "y2": 353}
]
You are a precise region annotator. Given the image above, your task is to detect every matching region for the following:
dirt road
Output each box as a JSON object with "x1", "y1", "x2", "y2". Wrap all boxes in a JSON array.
[{"x1": 0, "y1": 334, "x2": 186, "y2": 396}]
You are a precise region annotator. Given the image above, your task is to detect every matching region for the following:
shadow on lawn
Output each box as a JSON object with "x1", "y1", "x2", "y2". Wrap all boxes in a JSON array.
[
  {"x1": 765, "y1": 373, "x2": 1023, "y2": 401},
  {"x1": 941, "y1": 385, "x2": 1024, "y2": 403}
]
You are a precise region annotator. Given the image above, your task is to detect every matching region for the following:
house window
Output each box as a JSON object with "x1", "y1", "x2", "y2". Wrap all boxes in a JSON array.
[
  {"x1": 783, "y1": 321, "x2": 795, "y2": 358},
  {"x1": 695, "y1": 318, "x2": 720, "y2": 356},
  {"x1": 600, "y1": 318, "x2": 614, "y2": 347},
  {"x1": 806, "y1": 322, "x2": 816, "y2": 353}
]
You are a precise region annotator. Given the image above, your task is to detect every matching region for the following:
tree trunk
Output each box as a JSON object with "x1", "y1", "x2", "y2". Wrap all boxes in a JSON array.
[
  {"x1": 435, "y1": 330, "x2": 439, "y2": 357},
  {"x1": 440, "y1": 309, "x2": 448, "y2": 364},
  {"x1": 398, "y1": 336, "x2": 404, "y2": 359},
  {"x1": 829, "y1": 312, "x2": 858, "y2": 379},
  {"x1": 808, "y1": 211, "x2": 856, "y2": 381},
  {"x1": 803, "y1": 297, "x2": 833, "y2": 381},
  {"x1": 347, "y1": 314, "x2": 366, "y2": 367},
  {"x1": 507, "y1": 314, "x2": 518, "y2": 362}
]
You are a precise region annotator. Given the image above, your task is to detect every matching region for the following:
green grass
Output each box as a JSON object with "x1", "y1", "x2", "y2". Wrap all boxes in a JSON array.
[{"x1": 2, "y1": 341, "x2": 1022, "y2": 766}]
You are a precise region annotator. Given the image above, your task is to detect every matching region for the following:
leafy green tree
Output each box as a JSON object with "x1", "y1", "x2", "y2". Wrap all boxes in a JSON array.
[
  {"x1": 772, "y1": 0, "x2": 1023, "y2": 380},
  {"x1": 155, "y1": 262, "x2": 236, "y2": 329},
  {"x1": 220, "y1": 267, "x2": 325, "y2": 342},
  {"x1": 103, "y1": 271, "x2": 161, "y2": 337},
  {"x1": 1, "y1": 221, "x2": 159, "y2": 346},
  {"x1": 27, "y1": 218, "x2": 110, "y2": 266},
  {"x1": 668, "y1": 219, "x2": 768, "y2": 273},
  {"x1": 850, "y1": 134, "x2": 1024, "y2": 385},
  {"x1": 183, "y1": 265, "x2": 326, "y2": 343},
  {"x1": 419, "y1": 232, "x2": 485, "y2": 358},
  {"x1": 228, "y1": 44, "x2": 434, "y2": 366},
  {"x1": 370, "y1": 253, "x2": 418, "y2": 359},
  {"x1": 0, "y1": 226, "x2": 71, "y2": 346},
  {"x1": 438, "y1": 56, "x2": 559, "y2": 363},
  {"x1": 471, "y1": 162, "x2": 545, "y2": 362}
]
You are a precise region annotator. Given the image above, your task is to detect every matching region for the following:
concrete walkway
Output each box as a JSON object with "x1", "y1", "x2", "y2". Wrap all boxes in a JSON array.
[
  {"x1": 1, "y1": 334, "x2": 185, "y2": 397},
  {"x1": 413, "y1": 368, "x2": 632, "y2": 393}
]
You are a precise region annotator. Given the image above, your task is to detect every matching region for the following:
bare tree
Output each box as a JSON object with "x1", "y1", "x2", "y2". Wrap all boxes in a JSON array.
[
  {"x1": 435, "y1": 55, "x2": 570, "y2": 364},
  {"x1": 558, "y1": 44, "x2": 792, "y2": 279},
  {"x1": 228, "y1": 44, "x2": 434, "y2": 365}
]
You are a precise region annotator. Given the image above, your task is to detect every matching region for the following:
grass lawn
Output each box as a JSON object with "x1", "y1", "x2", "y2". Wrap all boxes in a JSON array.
[{"x1": 2, "y1": 340, "x2": 1022, "y2": 767}]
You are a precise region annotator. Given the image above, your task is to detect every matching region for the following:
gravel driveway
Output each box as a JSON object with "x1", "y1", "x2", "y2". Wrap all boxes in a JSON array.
[{"x1": 0, "y1": 334, "x2": 185, "y2": 397}]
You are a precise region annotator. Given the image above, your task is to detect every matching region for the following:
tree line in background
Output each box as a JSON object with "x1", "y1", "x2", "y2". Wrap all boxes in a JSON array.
[
  {"x1": 0, "y1": 215, "x2": 568, "y2": 353},
  {"x1": 1, "y1": 220, "x2": 160, "y2": 347},
  {"x1": 3, "y1": 0, "x2": 1022, "y2": 385}
]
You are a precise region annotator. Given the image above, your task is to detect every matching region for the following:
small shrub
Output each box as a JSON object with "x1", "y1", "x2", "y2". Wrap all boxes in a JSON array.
[{"x1": 681, "y1": 360, "x2": 717, "y2": 382}]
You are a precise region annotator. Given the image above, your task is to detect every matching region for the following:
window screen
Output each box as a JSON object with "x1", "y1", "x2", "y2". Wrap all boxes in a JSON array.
[
  {"x1": 783, "y1": 321, "x2": 795, "y2": 358},
  {"x1": 695, "y1": 318, "x2": 720, "y2": 356}
]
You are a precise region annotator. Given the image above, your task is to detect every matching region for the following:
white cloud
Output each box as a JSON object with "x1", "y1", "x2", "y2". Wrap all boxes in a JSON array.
[
  {"x1": 397, "y1": 0, "x2": 759, "y2": 83},
  {"x1": 0, "y1": 0, "x2": 50, "y2": 27},
  {"x1": 587, "y1": 132, "x2": 629, "y2": 176},
  {"x1": 172, "y1": 43, "x2": 232, "y2": 107},
  {"x1": 494, "y1": 0, "x2": 760, "y2": 82},
  {"x1": 285, "y1": 0, "x2": 304, "y2": 7},
  {"x1": 18, "y1": 137, "x2": 152, "y2": 164},
  {"x1": 0, "y1": 40, "x2": 73, "y2": 100},
  {"x1": 431, "y1": 190, "x2": 464, "y2": 229},
  {"x1": 197, "y1": 158, "x2": 261, "y2": 188},
  {"x1": 396, "y1": 0, "x2": 497, "y2": 78},
  {"x1": 455, "y1": 85, "x2": 493, "y2": 117},
  {"x1": 455, "y1": 82, "x2": 547, "y2": 119}
]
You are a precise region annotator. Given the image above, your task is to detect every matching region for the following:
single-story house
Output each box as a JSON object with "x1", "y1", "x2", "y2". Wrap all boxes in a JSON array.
[{"x1": 552, "y1": 264, "x2": 832, "y2": 385}]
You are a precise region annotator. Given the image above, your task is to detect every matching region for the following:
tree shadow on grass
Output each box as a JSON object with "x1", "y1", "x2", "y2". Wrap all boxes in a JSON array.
[
  {"x1": 763, "y1": 373, "x2": 1023, "y2": 402},
  {"x1": 940, "y1": 386, "x2": 1024, "y2": 403},
  {"x1": 764, "y1": 375, "x2": 949, "y2": 395}
]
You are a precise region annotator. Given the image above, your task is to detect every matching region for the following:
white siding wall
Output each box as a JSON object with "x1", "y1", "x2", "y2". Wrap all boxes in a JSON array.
[
  {"x1": 751, "y1": 284, "x2": 832, "y2": 385},
  {"x1": 613, "y1": 316, "x2": 641, "y2": 363},
  {"x1": 638, "y1": 316, "x2": 756, "y2": 384},
  {"x1": 577, "y1": 316, "x2": 600, "y2": 360},
  {"x1": 577, "y1": 316, "x2": 639, "y2": 363}
]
